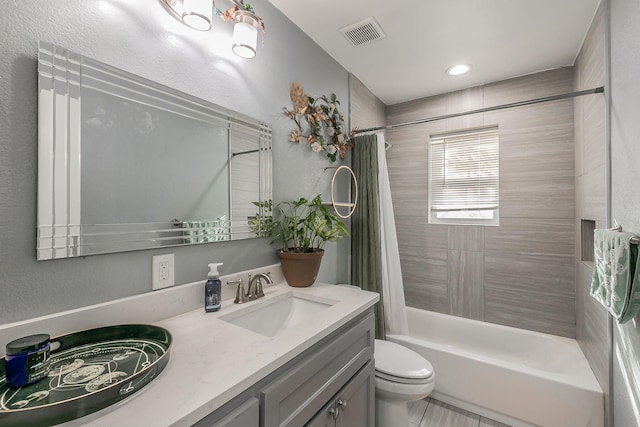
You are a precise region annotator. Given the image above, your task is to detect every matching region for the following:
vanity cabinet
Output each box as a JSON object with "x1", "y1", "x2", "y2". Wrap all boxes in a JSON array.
[{"x1": 193, "y1": 309, "x2": 374, "y2": 427}]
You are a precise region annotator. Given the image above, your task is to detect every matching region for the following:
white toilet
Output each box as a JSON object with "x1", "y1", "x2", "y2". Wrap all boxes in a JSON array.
[
  {"x1": 374, "y1": 339, "x2": 435, "y2": 427},
  {"x1": 336, "y1": 285, "x2": 435, "y2": 425}
]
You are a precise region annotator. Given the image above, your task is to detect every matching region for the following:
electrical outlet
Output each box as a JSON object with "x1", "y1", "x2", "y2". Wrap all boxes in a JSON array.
[
  {"x1": 152, "y1": 254, "x2": 175, "y2": 290},
  {"x1": 159, "y1": 261, "x2": 169, "y2": 281}
]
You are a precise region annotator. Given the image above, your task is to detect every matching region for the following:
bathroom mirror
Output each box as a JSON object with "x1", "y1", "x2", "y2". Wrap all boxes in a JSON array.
[{"x1": 36, "y1": 41, "x2": 272, "y2": 260}]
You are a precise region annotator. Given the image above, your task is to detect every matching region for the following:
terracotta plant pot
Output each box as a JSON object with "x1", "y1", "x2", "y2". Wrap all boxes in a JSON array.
[{"x1": 277, "y1": 249, "x2": 324, "y2": 287}]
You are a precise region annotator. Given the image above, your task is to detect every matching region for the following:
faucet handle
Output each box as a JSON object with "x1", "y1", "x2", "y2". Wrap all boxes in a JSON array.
[
  {"x1": 227, "y1": 279, "x2": 247, "y2": 304},
  {"x1": 226, "y1": 278, "x2": 243, "y2": 287},
  {"x1": 235, "y1": 284, "x2": 248, "y2": 304}
]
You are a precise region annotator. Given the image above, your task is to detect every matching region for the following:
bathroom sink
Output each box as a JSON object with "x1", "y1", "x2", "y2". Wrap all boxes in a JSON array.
[{"x1": 219, "y1": 292, "x2": 336, "y2": 337}]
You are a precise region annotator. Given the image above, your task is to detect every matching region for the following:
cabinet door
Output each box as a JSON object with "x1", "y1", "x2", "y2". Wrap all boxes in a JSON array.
[
  {"x1": 205, "y1": 397, "x2": 259, "y2": 427},
  {"x1": 336, "y1": 360, "x2": 375, "y2": 427},
  {"x1": 305, "y1": 360, "x2": 375, "y2": 427},
  {"x1": 305, "y1": 399, "x2": 337, "y2": 427}
]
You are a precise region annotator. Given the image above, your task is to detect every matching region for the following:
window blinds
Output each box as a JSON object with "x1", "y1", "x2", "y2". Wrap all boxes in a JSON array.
[{"x1": 429, "y1": 127, "x2": 499, "y2": 212}]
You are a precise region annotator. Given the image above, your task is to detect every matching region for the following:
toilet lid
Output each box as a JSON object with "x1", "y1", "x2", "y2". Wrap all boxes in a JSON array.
[{"x1": 374, "y1": 339, "x2": 434, "y2": 383}]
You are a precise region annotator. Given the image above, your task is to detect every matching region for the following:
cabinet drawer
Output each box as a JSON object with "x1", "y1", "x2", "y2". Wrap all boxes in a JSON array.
[{"x1": 261, "y1": 312, "x2": 374, "y2": 427}]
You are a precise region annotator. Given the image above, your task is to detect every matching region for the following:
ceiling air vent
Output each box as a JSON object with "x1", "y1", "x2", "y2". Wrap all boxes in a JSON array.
[{"x1": 340, "y1": 17, "x2": 386, "y2": 47}]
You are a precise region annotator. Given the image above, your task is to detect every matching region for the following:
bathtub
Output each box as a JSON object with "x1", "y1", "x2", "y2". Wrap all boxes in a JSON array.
[{"x1": 387, "y1": 307, "x2": 603, "y2": 427}]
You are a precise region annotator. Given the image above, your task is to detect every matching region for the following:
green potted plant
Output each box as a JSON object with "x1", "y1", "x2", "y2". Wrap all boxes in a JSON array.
[{"x1": 270, "y1": 195, "x2": 349, "y2": 287}]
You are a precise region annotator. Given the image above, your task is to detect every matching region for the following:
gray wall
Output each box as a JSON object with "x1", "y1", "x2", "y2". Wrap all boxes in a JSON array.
[
  {"x1": 573, "y1": 2, "x2": 610, "y2": 424},
  {"x1": 0, "y1": 0, "x2": 349, "y2": 324},
  {"x1": 610, "y1": 0, "x2": 640, "y2": 425},
  {"x1": 386, "y1": 68, "x2": 577, "y2": 337}
]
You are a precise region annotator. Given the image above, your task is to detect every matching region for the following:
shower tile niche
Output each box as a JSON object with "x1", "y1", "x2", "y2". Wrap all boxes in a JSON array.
[{"x1": 581, "y1": 219, "x2": 596, "y2": 263}]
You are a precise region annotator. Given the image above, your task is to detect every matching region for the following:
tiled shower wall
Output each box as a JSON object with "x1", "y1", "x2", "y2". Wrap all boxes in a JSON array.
[
  {"x1": 349, "y1": 75, "x2": 386, "y2": 130},
  {"x1": 573, "y1": 1, "x2": 609, "y2": 423},
  {"x1": 386, "y1": 68, "x2": 577, "y2": 337}
]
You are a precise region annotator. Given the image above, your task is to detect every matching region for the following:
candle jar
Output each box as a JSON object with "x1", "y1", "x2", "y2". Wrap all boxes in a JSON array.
[{"x1": 5, "y1": 334, "x2": 51, "y2": 388}]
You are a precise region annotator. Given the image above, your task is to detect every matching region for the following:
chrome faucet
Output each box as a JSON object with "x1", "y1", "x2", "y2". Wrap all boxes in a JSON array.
[{"x1": 246, "y1": 272, "x2": 273, "y2": 301}]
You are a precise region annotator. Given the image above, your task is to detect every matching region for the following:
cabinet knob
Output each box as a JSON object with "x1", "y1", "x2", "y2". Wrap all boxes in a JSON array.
[
  {"x1": 338, "y1": 399, "x2": 347, "y2": 409},
  {"x1": 329, "y1": 407, "x2": 339, "y2": 419}
]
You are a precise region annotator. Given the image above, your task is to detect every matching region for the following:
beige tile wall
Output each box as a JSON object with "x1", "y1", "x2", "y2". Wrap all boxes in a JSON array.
[{"x1": 386, "y1": 68, "x2": 577, "y2": 337}]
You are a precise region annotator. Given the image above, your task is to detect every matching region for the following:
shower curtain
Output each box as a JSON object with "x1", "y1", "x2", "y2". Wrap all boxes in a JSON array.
[
  {"x1": 376, "y1": 132, "x2": 409, "y2": 335},
  {"x1": 351, "y1": 134, "x2": 385, "y2": 339},
  {"x1": 351, "y1": 132, "x2": 408, "y2": 338}
]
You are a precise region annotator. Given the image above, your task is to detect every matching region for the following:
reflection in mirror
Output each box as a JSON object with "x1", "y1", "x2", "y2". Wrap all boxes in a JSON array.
[{"x1": 37, "y1": 41, "x2": 272, "y2": 260}]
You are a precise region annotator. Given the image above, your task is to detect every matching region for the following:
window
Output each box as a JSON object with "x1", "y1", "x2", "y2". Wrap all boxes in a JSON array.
[{"x1": 428, "y1": 126, "x2": 499, "y2": 225}]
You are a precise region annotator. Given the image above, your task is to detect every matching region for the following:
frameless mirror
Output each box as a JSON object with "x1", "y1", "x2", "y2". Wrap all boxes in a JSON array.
[{"x1": 36, "y1": 41, "x2": 272, "y2": 260}]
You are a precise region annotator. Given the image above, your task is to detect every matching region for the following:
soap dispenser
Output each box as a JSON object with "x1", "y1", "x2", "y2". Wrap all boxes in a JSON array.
[{"x1": 205, "y1": 263, "x2": 223, "y2": 312}]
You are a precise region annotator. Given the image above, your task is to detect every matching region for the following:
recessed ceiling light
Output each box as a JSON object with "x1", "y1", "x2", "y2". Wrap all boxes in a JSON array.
[{"x1": 446, "y1": 64, "x2": 471, "y2": 76}]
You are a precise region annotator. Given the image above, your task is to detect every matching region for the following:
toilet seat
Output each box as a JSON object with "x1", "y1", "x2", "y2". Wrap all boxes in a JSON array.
[
  {"x1": 374, "y1": 339, "x2": 434, "y2": 385},
  {"x1": 376, "y1": 370, "x2": 434, "y2": 385}
]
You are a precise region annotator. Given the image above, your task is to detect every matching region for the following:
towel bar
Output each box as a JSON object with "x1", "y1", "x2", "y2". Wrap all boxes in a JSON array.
[{"x1": 609, "y1": 225, "x2": 640, "y2": 244}]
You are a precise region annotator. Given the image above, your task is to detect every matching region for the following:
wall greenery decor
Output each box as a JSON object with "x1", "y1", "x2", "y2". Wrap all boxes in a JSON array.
[{"x1": 283, "y1": 81, "x2": 357, "y2": 162}]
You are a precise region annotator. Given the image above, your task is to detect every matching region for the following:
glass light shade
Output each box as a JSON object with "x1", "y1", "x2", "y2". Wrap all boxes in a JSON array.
[
  {"x1": 232, "y1": 22, "x2": 258, "y2": 58},
  {"x1": 182, "y1": 0, "x2": 212, "y2": 31}
]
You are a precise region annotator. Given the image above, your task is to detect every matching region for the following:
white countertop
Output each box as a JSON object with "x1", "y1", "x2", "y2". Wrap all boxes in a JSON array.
[{"x1": 55, "y1": 281, "x2": 379, "y2": 426}]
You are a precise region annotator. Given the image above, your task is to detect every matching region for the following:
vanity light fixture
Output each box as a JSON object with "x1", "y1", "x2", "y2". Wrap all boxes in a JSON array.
[
  {"x1": 160, "y1": 0, "x2": 265, "y2": 58},
  {"x1": 446, "y1": 64, "x2": 471, "y2": 76},
  {"x1": 162, "y1": 0, "x2": 213, "y2": 31},
  {"x1": 181, "y1": 0, "x2": 213, "y2": 30},
  {"x1": 231, "y1": 9, "x2": 260, "y2": 58}
]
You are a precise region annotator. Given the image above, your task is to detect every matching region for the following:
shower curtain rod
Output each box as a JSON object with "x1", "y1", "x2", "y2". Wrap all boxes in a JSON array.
[{"x1": 354, "y1": 86, "x2": 604, "y2": 134}]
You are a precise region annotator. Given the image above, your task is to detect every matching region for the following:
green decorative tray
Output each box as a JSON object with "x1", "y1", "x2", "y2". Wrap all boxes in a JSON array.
[{"x1": 0, "y1": 324, "x2": 172, "y2": 426}]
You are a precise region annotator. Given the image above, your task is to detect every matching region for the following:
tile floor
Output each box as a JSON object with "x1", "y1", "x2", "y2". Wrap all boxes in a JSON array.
[{"x1": 408, "y1": 398, "x2": 511, "y2": 427}]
